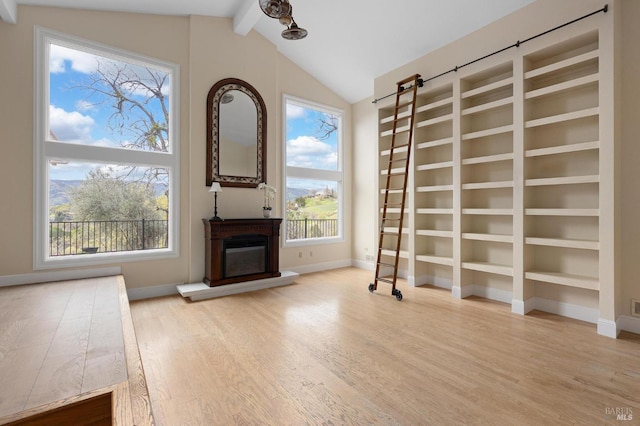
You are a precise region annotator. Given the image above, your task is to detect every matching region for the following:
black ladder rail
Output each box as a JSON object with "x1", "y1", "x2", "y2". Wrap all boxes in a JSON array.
[{"x1": 369, "y1": 74, "x2": 423, "y2": 301}]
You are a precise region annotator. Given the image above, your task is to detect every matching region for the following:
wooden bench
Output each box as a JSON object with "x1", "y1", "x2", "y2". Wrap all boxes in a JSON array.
[{"x1": 0, "y1": 276, "x2": 153, "y2": 425}]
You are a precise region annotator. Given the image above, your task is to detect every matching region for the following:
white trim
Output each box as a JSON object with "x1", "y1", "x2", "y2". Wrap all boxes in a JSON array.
[
  {"x1": 127, "y1": 282, "x2": 180, "y2": 301},
  {"x1": 472, "y1": 285, "x2": 512, "y2": 304},
  {"x1": 412, "y1": 274, "x2": 453, "y2": 290},
  {"x1": 177, "y1": 271, "x2": 299, "y2": 301},
  {"x1": 535, "y1": 297, "x2": 599, "y2": 324},
  {"x1": 617, "y1": 315, "x2": 640, "y2": 335},
  {"x1": 597, "y1": 318, "x2": 620, "y2": 338},
  {"x1": 286, "y1": 259, "x2": 351, "y2": 275},
  {"x1": 0, "y1": 266, "x2": 122, "y2": 287},
  {"x1": 351, "y1": 259, "x2": 375, "y2": 271},
  {"x1": 512, "y1": 297, "x2": 536, "y2": 315},
  {"x1": 33, "y1": 27, "x2": 180, "y2": 269},
  {"x1": 452, "y1": 285, "x2": 474, "y2": 299}
]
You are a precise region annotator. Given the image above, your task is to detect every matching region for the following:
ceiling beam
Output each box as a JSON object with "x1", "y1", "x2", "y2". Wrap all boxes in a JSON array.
[
  {"x1": 0, "y1": 0, "x2": 17, "y2": 24},
  {"x1": 233, "y1": 0, "x2": 262, "y2": 36}
]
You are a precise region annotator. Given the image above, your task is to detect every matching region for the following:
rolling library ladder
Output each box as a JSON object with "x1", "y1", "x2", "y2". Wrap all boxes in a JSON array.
[{"x1": 369, "y1": 74, "x2": 423, "y2": 301}]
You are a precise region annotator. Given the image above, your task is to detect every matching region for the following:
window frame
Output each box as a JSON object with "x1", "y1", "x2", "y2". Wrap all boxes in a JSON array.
[
  {"x1": 282, "y1": 94, "x2": 344, "y2": 247},
  {"x1": 34, "y1": 27, "x2": 180, "y2": 269}
]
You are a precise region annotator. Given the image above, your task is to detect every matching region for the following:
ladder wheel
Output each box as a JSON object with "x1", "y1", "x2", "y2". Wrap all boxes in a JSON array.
[
  {"x1": 392, "y1": 289, "x2": 403, "y2": 301},
  {"x1": 368, "y1": 283, "x2": 375, "y2": 293}
]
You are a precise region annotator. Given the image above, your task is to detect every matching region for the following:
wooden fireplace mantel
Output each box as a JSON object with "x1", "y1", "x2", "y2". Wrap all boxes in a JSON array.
[{"x1": 202, "y1": 218, "x2": 282, "y2": 287}]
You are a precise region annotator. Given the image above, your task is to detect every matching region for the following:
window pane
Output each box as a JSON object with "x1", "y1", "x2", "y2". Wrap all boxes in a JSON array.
[
  {"x1": 48, "y1": 161, "x2": 169, "y2": 256},
  {"x1": 286, "y1": 103, "x2": 339, "y2": 170},
  {"x1": 285, "y1": 178, "x2": 338, "y2": 241},
  {"x1": 48, "y1": 43, "x2": 171, "y2": 152}
]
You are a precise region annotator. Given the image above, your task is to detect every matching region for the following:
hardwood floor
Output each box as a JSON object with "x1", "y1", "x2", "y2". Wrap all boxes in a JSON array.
[{"x1": 130, "y1": 268, "x2": 640, "y2": 425}]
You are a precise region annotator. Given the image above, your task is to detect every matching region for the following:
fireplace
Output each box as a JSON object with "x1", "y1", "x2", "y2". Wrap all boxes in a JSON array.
[
  {"x1": 223, "y1": 235, "x2": 267, "y2": 278},
  {"x1": 203, "y1": 218, "x2": 281, "y2": 287}
]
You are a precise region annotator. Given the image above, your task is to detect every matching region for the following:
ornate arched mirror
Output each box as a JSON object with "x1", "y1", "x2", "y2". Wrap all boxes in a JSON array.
[{"x1": 206, "y1": 78, "x2": 266, "y2": 187}]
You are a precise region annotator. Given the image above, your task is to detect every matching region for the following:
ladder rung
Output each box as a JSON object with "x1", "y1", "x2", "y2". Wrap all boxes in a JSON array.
[
  {"x1": 390, "y1": 144, "x2": 410, "y2": 151},
  {"x1": 376, "y1": 277, "x2": 394, "y2": 284},
  {"x1": 377, "y1": 262, "x2": 395, "y2": 268},
  {"x1": 395, "y1": 101, "x2": 412, "y2": 110}
]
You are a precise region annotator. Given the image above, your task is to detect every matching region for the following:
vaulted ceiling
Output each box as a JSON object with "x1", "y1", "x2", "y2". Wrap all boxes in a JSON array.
[{"x1": 2, "y1": 0, "x2": 535, "y2": 103}]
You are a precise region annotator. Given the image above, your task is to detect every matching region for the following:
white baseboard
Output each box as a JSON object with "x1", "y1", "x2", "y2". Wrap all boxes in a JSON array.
[
  {"x1": 535, "y1": 297, "x2": 599, "y2": 324},
  {"x1": 617, "y1": 315, "x2": 640, "y2": 335},
  {"x1": 472, "y1": 285, "x2": 512, "y2": 304},
  {"x1": 597, "y1": 318, "x2": 620, "y2": 338},
  {"x1": 0, "y1": 266, "x2": 122, "y2": 287},
  {"x1": 413, "y1": 274, "x2": 453, "y2": 290},
  {"x1": 287, "y1": 259, "x2": 352, "y2": 275},
  {"x1": 511, "y1": 297, "x2": 535, "y2": 315},
  {"x1": 351, "y1": 259, "x2": 375, "y2": 271}
]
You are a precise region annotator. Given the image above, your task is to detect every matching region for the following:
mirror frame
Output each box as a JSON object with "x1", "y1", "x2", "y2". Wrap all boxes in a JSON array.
[{"x1": 206, "y1": 78, "x2": 267, "y2": 188}]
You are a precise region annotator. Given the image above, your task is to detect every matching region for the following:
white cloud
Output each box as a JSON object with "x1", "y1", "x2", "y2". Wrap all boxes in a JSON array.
[
  {"x1": 75, "y1": 100, "x2": 95, "y2": 112},
  {"x1": 49, "y1": 44, "x2": 99, "y2": 74},
  {"x1": 49, "y1": 105, "x2": 95, "y2": 142},
  {"x1": 286, "y1": 136, "x2": 337, "y2": 169},
  {"x1": 286, "y1": 104, "x2": 306, "y2": 119}
]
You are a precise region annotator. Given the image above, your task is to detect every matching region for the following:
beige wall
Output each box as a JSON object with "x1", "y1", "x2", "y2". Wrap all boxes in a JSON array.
[
  {"x1": 621, "y1": 0, "x2": 640, "y2": 316},
  {"x1": 353, "y1": 0, "x2": 639, "y2": 317},
  {"x1": 0, "y1": 6, "x2": 352, "y2": 290}
]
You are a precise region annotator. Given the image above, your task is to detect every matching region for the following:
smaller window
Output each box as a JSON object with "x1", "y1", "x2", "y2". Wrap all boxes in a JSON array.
[{"x1": 283, "y1": 96, "x2": 343, "y2": 245}]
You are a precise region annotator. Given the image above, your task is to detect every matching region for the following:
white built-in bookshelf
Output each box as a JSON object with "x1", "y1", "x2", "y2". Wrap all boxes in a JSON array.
[{"x1": 377, "y1": 22, "x2": 616, "y2": 336}]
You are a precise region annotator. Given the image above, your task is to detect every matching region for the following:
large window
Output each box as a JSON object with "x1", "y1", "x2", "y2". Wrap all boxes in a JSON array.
[
  {"x1": 284, "y1": 96, "x2": 343, "y2": 245},
  {"x1": 34, "y1": 28, "x2": 180, "y2": 268}
]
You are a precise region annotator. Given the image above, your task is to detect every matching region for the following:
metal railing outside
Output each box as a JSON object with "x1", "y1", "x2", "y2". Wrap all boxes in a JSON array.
[
  {"x1": 286, "y1": 218, "x2": 337, "y2": 240},
  {"x1": 49, "y1": 219, "x2": 168, "y2": 256}
]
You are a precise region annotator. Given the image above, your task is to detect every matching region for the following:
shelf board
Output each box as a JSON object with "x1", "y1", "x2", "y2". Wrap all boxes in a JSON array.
[
  {"x1": 380, "y1": 145, "x2": 408, "y2": 157},
  {"x1": 462, "y1": 76, "x2": 514, "y2": 99},
  {"x1": 525, "y1": 271, "x2": 599, "y2": 291},
  {"x1": 383, "y1": 227, "x2": 409, "y2": 235},
  {"x1": 380, "y1": 167, "x2": 406, "y2": 176},
  {"x1": 462, "y1": 180, "x2": 513, "y2": 190},
  {"x1": 525, "y1": 73, "x2": 599, "y2": 100},
  {"x1": 416, "y1": 208, "x2": 454, "y2": 215},
  {"x1": 380, "y1": 109, "x2": 412, "y2": 125},
  {"x1": 525, "y1": 141, "x2": 600, "y2": 158},
  {"x1": 416, "y1": 161, "x2": 453, "y2": 172},
  {"x1": 380, "y1": 249, "x2": 409, "y2": 259},
  {"x1": 416, "y1": 114, "x2": 453, "y2": 128},
  {"x1": 417, "y1": 230, "x2": 454, "y2": 238},
  {"x1": 380, "y1": 125, "x2": 410, "y2": 137},
  {"x1": 416, "y1": 255, "x2": 454, "y2": 266},
  {"x1": 416, "y1": 97, "x2": 453, "y2": 114},
  {"x1": 462, "y1": 97, "x2": 513, "y2": 116},
  {"x1": 524, "y1": 50, "x2": 599, "y2": 79},
  {"x1": 525, "y1": 237, "x2": 599, "y2": 250},
  {"x1": 525, "y1": 175, "x2": 599, "y2": 187},
  {"x1": 525, "y1": 107, "x2": 599, "y2": 128},
  {"x1": 380, "y1": 208, "x2": 407, "y2": 214},
  {"x1": 462, "y1": 233, "x2": 513, "y2": 243},
  {"x1": 416, "y1": 184, "x2": 454, "y2": 193},
  {"x1": 462, "y1": 208, "x2": 514, "y2": 216},
  {"x1": 416, "y1": 137, "x2": 453, "y2": 150},
  {"x1": 462, "y1": 124, "x2": 513, "y2": 141},
  {"x1": 462, "y1": 152, "x2": 514, "y2": 165},
  {"x1": 462, "y1": 261, "x2": 513, "y2": 276},
  {"x1": 525, "y1": 208, "x2": 599, "y2": 217},
  {"x1": 380, "y1": 188, "x2": 407, "y2": 194}
]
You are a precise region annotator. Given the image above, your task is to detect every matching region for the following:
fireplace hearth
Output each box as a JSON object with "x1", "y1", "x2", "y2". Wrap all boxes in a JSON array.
[{"x1": 203, "y1": 218, "x2": 281, "y2": 287}]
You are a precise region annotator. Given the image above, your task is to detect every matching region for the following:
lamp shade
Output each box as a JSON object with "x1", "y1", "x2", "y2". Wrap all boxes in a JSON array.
[{"x1": 209, "y1": 182, "x2": 222, "y2": 193}]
